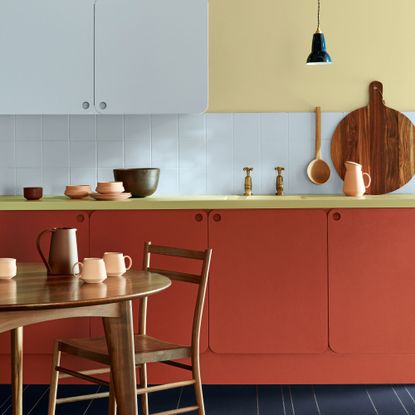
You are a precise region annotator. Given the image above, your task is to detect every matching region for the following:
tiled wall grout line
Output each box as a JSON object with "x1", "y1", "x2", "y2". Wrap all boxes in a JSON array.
[
  {"x1": 40, "y1": 115, "x2": 44, "y2": 189},
  {"x1": 204, "y1": 113, "x2": 207, "y2": 194},
  {"x1": 94, "y1": 114, "x2": 98, "y2": 184},
  {"x1": 177, "y1": 114, "x2": 181, "y2": 193},
  {"x1": 12, "y1": 115, "x2": 17, "y2": 195},
  {"x1": 149, "y1": 114, "x2": 153, "y2": 168},
  {"x1": 121, "y1": 114, "x2": 125, "y2": 169}
]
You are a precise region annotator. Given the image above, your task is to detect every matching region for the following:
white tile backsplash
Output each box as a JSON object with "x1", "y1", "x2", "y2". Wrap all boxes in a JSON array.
[
  {"x1": 0, "y1": 168, "x2": 16, "y2": 195},
  {"x1": 16, "y1": 168, "x2": 42, "y2": 192},
  {"x1": 43, "y1": 167, "x2": 69, "y2": 195},
  {"x1": 3, "y1": 112, "x2": 415, "y2": 196},
  {"x1": 43, "y1": 115, "x2": 69, "y2": 141},
  {"x1": 15, "y1": 141, "x2": 42, "y2": 168},
  {"x1": 0, "y1": 116, "x2": 14, "y2": 140},
  {"x1": 97, "y1": 141, "x2": 123, "y2": 168},
  {"x1": 69, "y1": 115, "x2": 95, "y2": 140},
  {"x1": 96, "y1": 115, "x2": 123, "y2": 141},
  {"x1": 15, "y1": 115, "x2": 41, "y2": 141},
  {"x1": 70, "y1": 141, "x2": 96, "y2": 168},
  {"x1": 124, "y1": 139, "x2": 151, "y2": 168},
  {"x1": 0, "y1": 141, "x2": 15, "y2": 168},
  {"x1": 43, "y1": 141, "x2": 69, "y2": 167},
  {"x1": 151, "y1": 115, "x2": 179, "y2": 170},
  {"x1": 124, "y1": 115, "x2": 151, "y2": 141}
]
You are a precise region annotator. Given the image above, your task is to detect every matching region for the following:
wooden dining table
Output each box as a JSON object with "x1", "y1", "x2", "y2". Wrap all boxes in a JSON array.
[{"x1": 0, "y1": 263, "x2": 171, "y2": 415}]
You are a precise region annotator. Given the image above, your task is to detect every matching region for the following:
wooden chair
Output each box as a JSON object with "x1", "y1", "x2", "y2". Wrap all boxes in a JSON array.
[{"x1": 48, "y1": 241, "x2": 212, "y2": 415}]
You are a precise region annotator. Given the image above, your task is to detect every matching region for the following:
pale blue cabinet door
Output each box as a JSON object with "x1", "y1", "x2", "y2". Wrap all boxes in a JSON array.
[
  {"x1": 94, "y1": 0, "x2": 208, "y2": 114},
  {"x1": 0, "y1": 0, "x2": 94, "y2": 114}
]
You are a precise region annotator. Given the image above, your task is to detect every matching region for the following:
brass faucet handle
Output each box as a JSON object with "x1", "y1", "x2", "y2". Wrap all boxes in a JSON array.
[
  {"x1": 243, "y1": 167, "x2": 253, "y2": 175},
  {"x1": 275, "y1": 166, "x2": 285, "y2": 196}
]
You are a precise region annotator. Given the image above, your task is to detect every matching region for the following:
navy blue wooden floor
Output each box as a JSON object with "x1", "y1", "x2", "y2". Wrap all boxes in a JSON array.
[{"x1": 2, "y1": 384, "x2": 415, "y2": 414}]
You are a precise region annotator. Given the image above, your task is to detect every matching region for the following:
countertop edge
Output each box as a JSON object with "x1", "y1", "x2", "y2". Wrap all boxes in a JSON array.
[{"x1": 1, "y1": 195, "x2": 415, "y2": 210}]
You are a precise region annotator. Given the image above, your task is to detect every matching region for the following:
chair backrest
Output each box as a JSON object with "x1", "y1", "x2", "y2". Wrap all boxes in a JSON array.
[{"x1": 140, "y1": 241, "x2": 212, "y2": 351}]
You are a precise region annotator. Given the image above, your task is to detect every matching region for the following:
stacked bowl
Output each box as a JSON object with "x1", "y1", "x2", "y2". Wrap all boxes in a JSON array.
[{"x1": 92, "y1": 182, "x2": 132, "y2": 201}]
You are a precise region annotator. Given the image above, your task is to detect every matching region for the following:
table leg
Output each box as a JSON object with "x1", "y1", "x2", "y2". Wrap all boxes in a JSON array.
[
  {"x1": 103, "y1": 301, "x2": 137, "y2": 415},
  {"x1": 11, "y1": 327, "x2": 23, "y2": 415}
]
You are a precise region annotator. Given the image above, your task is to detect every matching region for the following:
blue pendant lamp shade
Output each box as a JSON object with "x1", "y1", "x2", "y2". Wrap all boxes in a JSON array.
[{"x1": 306, "y1": 0, "x2": 332, "y2": 65}]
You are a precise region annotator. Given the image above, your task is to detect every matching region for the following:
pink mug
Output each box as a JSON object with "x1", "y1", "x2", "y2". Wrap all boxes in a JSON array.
[{"x1": 103, "y1": 252, "x2": 132, "y2": 277}]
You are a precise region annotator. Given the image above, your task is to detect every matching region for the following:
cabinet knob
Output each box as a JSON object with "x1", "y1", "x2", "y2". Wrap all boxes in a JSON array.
[
  {"x1": 332, "y1": 212, "x2": 341, "y2": 221},
  {"x1": 76, "y1": 214, "x2": 85, "y2": 223},
  {"x1": 195, "y1": 213, "x2": 203, "y2": 222},
  {"x1": 82, "y1": 101, "x2": 90, "y2": 110},
  {"x1": 213, "y1": 213, "x2": 221, "y2": 222},
  {"x1": 99, "y1": 101, "x2": 107, "y2": 110}
]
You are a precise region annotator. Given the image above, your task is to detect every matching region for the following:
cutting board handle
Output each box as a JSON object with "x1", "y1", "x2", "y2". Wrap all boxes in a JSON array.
[{"x1": 369, "y1": 80, "x2": 384, "y2": 107}]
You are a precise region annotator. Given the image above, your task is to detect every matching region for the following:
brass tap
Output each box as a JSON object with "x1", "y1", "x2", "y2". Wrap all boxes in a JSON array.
[
  {"x1": 243, "y1": 167, "x2": 253, "y2": 196},
  {"x1": 275, "y1": 166, "x2": 285, "y2": 196}
]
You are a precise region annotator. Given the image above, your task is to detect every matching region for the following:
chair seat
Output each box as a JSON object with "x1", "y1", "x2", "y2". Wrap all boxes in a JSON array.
[{"x1": 58, "y1": 335, "x2": 192, "y2": 366}]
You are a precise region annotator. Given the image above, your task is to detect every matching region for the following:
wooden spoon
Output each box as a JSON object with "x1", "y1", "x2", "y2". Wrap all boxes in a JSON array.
[{"x1": 307, "y1": 106, "x2": 330, "y2": 184}]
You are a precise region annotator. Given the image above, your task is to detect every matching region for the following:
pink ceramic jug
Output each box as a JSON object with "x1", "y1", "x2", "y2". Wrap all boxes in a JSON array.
[{"x1": 343, "y1": 161, "x2": 371, "y2": 196}]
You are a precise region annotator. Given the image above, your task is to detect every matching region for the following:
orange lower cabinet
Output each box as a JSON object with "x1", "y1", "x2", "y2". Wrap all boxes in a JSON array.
[
  {"x1": 0, "y1": 211, "x2": 91, "y2": 382},
  {"x1": 90, "y1": 210, "x2": 209, "y2": 383},
  {"x1": 208, "y1": 209, "x2": 328, "y2": 354},
  {"x1": 329, "y1": 208, "x2": 415, "y2": 353}
]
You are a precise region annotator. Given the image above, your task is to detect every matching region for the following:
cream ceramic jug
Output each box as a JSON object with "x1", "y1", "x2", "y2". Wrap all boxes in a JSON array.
[{"x1": 343, "y1": 161, "x2": 371, "y2": 197}]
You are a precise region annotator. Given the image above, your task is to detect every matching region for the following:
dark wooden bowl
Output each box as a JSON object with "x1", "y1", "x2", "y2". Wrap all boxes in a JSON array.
[
  {"x1": 113, "y1": 168, "x2": 160, "y2": 198},
  {"x1": 23, "y1": 187, "x2": 43, "y2": 201}
]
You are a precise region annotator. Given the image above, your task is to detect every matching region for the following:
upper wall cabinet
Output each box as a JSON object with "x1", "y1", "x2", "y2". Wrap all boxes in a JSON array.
[
  {"x1": 94, "y1": 0, "x2": 208, "y2": 114},
  {"x1": 0, "y1": 0, "x2": 208, "y2": 115},
  {"x1": 0, "y1": 0, "x2": 95, "y2": 114}
]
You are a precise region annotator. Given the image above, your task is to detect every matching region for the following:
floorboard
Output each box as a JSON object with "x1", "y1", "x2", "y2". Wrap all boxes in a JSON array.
[{"x1": 1, "y1": 384, "x2": 415, "y2": 414}]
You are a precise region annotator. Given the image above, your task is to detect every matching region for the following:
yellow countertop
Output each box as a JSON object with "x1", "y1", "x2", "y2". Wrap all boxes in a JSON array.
[{"x1": 1, "y1": 194, "x2": 415, "y2": 210}]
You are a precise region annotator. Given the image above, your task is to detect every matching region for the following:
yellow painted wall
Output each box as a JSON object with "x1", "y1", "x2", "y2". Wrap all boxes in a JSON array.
[{"x1": 208, "y1": 0, "x2": 415, "y2": 112}]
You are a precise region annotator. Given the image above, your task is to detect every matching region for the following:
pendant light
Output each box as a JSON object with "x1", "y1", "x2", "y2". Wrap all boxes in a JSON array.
[{"x1": 306, "y1": 0, "x2": 332, "y2": 65}]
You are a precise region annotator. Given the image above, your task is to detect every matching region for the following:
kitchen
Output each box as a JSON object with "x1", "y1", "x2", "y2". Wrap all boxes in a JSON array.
[{"x1": 1, "y1": 0, "x2": 415, "y2": 414}]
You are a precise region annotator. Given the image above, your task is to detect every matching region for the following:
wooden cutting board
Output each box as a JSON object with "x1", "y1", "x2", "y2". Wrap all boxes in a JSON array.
[{"x1": 331, "y1": 81, "x2": 415, "y2": 195}]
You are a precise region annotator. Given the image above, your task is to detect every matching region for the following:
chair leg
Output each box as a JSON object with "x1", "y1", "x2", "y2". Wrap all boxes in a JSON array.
[
  {"x1": 139, "y1": 363, "x2": 149, "y2": 415},
  {"x1": 48, "y1": 343, "x2": 61, "y2": 415},
  {"x1": 108, "y1": 376, "x2": 117, "y2": 415},
  {"x1": 192, "y1": 356, "x2": 205, "y2": 415}
]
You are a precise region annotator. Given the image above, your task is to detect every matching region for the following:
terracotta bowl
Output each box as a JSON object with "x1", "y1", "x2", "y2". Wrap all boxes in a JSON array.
[
  {"x1": 96, "y1": 181, "x2": 124, "y2": 194},
  {"x1": 23, "y1": 187, "x2": 43, "y2": 201},
  {"x1": 64, "y1": 185, "x2": 91, "y2": 199},
  {"x1": 113, "y1": 168, "x2": 160, "y2": 198}
]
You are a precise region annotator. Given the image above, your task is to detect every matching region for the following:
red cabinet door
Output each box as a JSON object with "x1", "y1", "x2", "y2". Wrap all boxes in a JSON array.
[
  {"x1": 209, "y1": 209, "x2": 328, "y2": 354},
  {"x1": 90, "y1": 210, "x2": 209, "y2": 351},
  {"x1": 0, "y1": 211, "x2": 90, "y2": 354},
  {"x1": 329, "y1": 208, "x2": 415, "y2": 353}
]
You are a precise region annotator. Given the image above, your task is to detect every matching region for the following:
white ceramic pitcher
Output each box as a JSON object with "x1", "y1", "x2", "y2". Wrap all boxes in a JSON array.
[{"x1": 343, "y1": 161, "x2": 371, "y2": 197}]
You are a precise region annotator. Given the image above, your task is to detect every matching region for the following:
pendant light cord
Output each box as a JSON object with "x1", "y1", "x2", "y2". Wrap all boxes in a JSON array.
[
  {"x1": 317, "y1": 0, "x2": 321, "y2": 33},
  {"x1": 317, "y1": 0, "x2": 321, "y2": 31}
]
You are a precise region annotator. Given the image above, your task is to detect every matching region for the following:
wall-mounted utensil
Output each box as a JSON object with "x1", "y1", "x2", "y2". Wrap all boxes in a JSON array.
[
  {"x1": 331, "y1": 81, "x2": 415, "y2": 195},
  {"x1": 307, "y1": 106, "x2": 331, "y2": 184}
]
